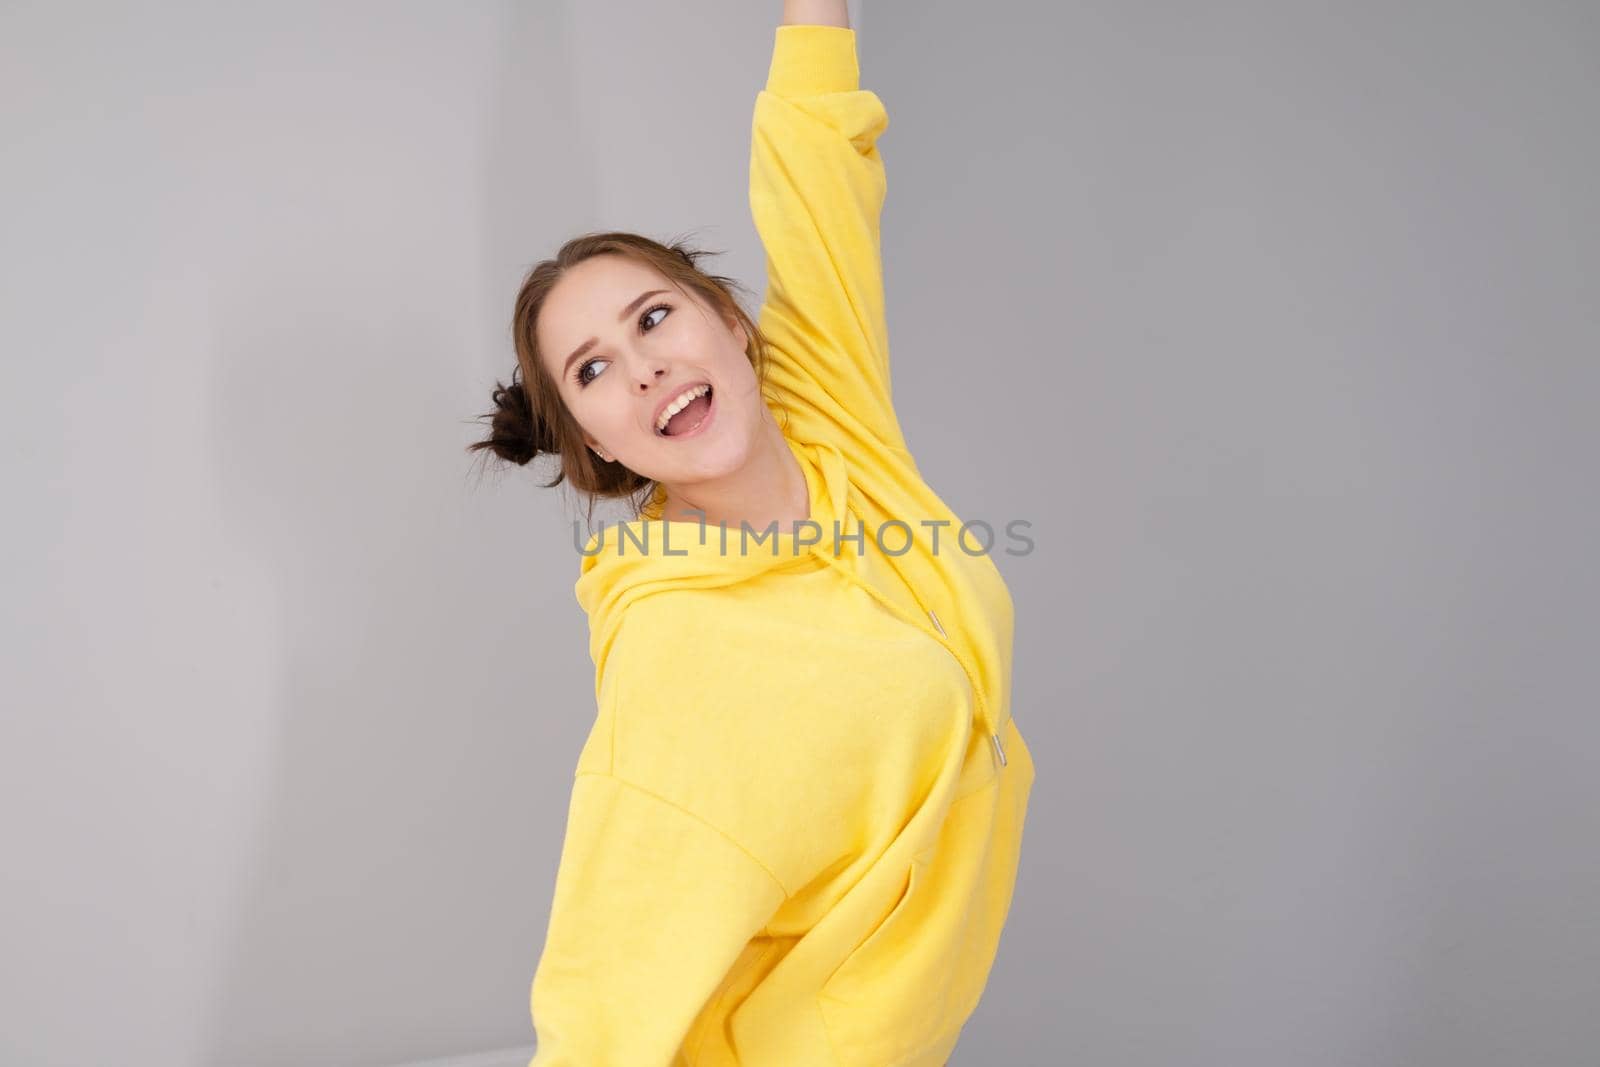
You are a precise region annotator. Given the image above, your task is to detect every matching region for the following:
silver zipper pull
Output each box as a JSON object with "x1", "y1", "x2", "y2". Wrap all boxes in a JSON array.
[
  {"x1": 990, "y1": 731, "x2": 1007, "y2": 766},
  {"x1": 928, "y1": 609, "x2": 946, "y2": 636}
]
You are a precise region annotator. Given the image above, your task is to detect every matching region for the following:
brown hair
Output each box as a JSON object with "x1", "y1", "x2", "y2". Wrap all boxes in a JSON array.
[{"x1": 467, "y1": 230, "x2": 772, "y2": 527}]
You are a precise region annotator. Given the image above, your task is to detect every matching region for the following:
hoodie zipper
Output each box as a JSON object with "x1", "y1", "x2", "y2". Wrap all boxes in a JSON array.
[{"x1": 808, "y1": 547, "x2": 1008, "y2": 769}]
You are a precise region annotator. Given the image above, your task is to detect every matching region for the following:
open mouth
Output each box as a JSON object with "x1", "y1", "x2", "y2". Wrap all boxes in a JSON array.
[{"x1": 657, "y1": 384, "x2": 714, "y2": 438}]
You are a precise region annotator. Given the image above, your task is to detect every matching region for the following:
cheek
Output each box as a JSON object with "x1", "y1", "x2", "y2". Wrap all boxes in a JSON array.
[
  {"x1": 711, "y1": 330, "x2": 755, "y2": 375},
  {"x1": 598, "y1": 403, "x2": 637, "y2": 440}
]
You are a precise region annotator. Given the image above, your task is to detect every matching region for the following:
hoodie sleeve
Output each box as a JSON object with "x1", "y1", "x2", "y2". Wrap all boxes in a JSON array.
[
  {"x1": 750, "y1": 24, "x2": 912, "y2": 460},
  {"x1": 527, "y1": 771, "x2": 788, "y2": 1067}
]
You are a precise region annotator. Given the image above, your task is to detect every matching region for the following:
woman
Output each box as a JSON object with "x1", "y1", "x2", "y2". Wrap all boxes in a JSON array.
[{"x1": 471, "y1": 5, "x2": 1035, "y2": 1064}]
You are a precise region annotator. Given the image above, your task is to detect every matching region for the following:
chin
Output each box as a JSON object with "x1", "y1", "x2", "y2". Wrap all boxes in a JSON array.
[{"x1": 663, "y1": 431, "x2": 750, "y2": 479}]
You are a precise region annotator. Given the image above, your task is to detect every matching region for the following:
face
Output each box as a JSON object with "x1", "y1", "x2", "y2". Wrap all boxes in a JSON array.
[{"x1": 536, "y1": 253, "x2": 763, "y2": 488}]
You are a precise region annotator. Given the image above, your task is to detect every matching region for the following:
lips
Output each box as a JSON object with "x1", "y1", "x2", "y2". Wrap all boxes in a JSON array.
[{"x1": 653, "y1": 381, "x2": 712, "y2": 436}]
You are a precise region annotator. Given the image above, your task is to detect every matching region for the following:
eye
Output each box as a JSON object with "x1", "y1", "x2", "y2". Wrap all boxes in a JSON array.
[
  {"x1": 573, "y1": 302, "x2": 673, "y2": 388},
  {"x1": 641, "y1": 302, "x2": 671, "y2": 330}
]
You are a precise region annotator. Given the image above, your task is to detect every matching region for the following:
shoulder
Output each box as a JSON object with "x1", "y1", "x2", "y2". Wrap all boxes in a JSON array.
[{"x1": 596, "y1": 591, "x2": 766, "y2": 711}]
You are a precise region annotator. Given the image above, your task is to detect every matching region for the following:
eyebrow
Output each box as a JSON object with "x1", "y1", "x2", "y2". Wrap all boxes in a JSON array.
[{"x1": 562, "y1": 289, "x2": 671, "y2": 379}]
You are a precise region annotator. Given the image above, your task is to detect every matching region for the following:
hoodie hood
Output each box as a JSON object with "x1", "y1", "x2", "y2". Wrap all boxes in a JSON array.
[
  {"x1": 574, "y1": 434, "x2": 852, "y2": 682},
  {"x1": 572, "y1": 432, "x2": 1010, "y2": 767}
]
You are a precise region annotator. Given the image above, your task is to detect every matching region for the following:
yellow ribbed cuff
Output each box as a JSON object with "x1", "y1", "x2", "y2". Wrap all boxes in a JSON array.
[{"x1": 765, "y1": 24, "x2": 859, "y2": 96}]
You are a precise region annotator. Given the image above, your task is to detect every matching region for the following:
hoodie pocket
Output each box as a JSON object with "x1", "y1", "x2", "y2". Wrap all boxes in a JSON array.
[{"x1": 817, "y1": 849, "x2": 953, "y2": 1065}]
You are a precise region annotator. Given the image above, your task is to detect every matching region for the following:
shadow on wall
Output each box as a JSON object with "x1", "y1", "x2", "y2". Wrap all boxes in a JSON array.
[{"x1": 197, "y1": 4, "x2": 597, "y2": 1064}]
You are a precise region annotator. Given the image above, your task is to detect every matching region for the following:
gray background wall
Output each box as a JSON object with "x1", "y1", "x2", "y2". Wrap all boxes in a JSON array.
[{"x1": 2, "y1": 1, "x2": 1595, "y2": 1065}]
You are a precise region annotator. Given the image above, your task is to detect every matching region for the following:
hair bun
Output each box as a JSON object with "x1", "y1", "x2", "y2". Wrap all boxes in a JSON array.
[{"x1": 476, "y1": 370, "x2": 556, "y2": 466}]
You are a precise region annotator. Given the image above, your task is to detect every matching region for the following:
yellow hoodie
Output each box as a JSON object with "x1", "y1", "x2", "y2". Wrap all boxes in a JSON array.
[{"x1": 528, "y1": 25, "x2": 1036, "y2": 1067}]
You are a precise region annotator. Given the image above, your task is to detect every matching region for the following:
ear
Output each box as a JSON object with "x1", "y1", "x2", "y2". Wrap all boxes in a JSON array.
[{"x1": 724, "y1": 311, "x2": 748, "y2": 349}]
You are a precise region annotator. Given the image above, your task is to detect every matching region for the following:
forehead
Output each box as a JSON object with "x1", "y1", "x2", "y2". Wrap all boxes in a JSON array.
[{"x1": 541, "y1": 255, "x2": 671, "y2": 347}]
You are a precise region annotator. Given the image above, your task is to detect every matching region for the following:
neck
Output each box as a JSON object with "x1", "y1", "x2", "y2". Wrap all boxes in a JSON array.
[{"x1": 657, "y1": 416, "x2": 809, "y2": 531}]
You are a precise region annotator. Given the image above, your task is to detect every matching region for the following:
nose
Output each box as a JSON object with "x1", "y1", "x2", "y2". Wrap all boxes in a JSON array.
[{"x1": 625, "y1": 351, "x2": 669, "y2": 392}]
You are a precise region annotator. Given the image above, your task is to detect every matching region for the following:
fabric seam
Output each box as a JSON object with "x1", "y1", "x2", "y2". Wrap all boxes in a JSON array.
[{"x1": 574, "y1": 771, "x2": 793, "y2": 900}]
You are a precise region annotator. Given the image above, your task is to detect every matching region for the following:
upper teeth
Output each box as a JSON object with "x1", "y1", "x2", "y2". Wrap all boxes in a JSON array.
[{"x1": 656, "y1": 384, "x2": 710, "y2": 433}]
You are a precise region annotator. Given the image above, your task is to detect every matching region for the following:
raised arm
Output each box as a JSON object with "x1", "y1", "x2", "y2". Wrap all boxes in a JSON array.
[
  {"x1": 749, "y1": 16, "x2": 914, "y2": 462},
  {"x1": 782, "y1": 0, "x2": 849, "y2": 27}
]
